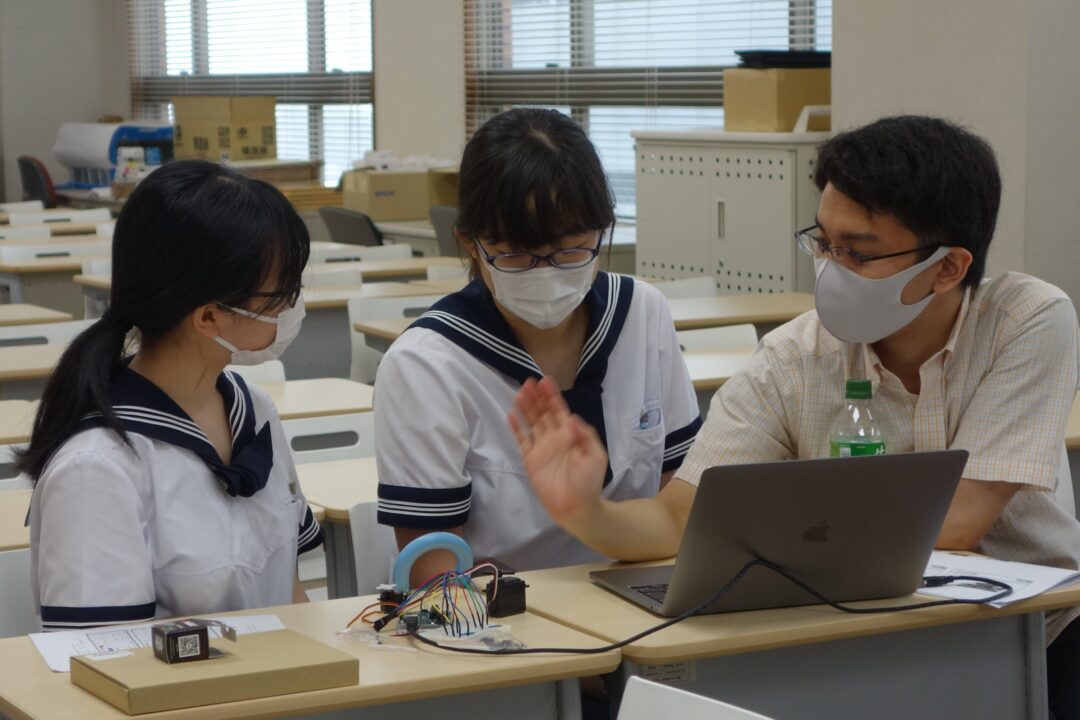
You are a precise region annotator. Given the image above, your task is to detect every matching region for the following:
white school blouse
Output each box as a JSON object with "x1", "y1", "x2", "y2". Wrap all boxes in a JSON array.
[
  {"x1": 374, "y1": 273, "x2": 701, "y2": 571},
  {"x1": 29, "y1": 367, "x2": 321, "y2": 631}
]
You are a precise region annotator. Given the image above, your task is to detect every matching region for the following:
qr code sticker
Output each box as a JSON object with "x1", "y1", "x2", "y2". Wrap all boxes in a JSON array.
[{"x1": 177, "y1": 634, "x2": 201, "y2": 658}]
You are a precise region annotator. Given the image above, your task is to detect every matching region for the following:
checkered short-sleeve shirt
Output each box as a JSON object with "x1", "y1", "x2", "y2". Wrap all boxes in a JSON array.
[{"x1": 676, "y1": 272, "x2": 1080, "y2": 643}]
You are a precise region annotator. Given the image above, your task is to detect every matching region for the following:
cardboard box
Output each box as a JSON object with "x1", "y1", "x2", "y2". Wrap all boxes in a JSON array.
[
  {"x1": 70, "y1": 629, "x2": 358, "y2": 715},
  {"x1": 723, "y1": 68, "x2": 831, "y2": 132},
  {"x1": 173, "y1": 96, "x2": 277, "y2": 162},
  {"x1": 342, "y1": 169, "x2": 430, "y2": 220},
  {"x1": 428, "y1": 166, "x2": 460, "y2": 208}
]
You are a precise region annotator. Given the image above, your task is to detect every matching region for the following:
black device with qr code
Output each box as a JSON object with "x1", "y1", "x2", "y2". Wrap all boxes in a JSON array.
[{"x1": 151, "y1": 619, "x2": 237, "y2": 664}]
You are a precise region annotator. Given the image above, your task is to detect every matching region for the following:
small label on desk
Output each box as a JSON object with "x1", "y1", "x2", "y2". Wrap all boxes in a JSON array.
[
  {"x1": 83, "y1": 650, "x2": 134, "y2": 662},
  {"x1": 639, "y1": 660, "x2": 695, "y2": 684}
]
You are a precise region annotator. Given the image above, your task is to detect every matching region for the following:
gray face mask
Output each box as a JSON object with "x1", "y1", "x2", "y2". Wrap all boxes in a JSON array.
[{"x1": 814, "y1": 246, "x2": 950, "y2": 344}]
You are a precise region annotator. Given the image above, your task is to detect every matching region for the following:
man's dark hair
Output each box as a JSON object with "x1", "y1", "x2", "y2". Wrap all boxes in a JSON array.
[{"x1": 813, "y1": 115, "x2": 1001, "y2": 288}]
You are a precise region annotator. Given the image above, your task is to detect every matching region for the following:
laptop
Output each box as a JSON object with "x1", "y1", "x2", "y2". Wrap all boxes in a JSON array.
[{"x1": 590, "y1": 450, "x2": 968, "y2": 617}]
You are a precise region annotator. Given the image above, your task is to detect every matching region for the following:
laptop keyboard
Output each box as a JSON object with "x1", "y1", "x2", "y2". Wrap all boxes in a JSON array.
[{"x1": 632, "y1": 583, "x2": 669, "y2": 603}]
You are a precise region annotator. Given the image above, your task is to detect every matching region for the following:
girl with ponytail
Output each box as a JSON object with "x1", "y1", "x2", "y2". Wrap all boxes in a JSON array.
[{"x1": 18, "y1": 160, "x2": 320, "y2": 630}]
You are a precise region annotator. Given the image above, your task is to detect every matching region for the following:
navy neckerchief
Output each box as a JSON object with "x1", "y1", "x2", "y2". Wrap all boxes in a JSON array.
[
  {"x1": 77, "y1": 365, "x2": 274, "y2": 498},
  {"x1": 411, "y1": 271, "x2": 634, "y2": 485}
]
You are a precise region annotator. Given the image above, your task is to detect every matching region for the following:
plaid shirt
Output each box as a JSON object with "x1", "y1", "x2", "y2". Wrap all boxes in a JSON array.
[{"x1": 677, "y1": 272, "x2": 1080, "y2": 643}]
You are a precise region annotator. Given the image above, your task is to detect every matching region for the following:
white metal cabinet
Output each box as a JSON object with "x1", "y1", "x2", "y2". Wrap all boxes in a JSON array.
[{"x1": 633, "y1": 130, "x2": 827, "y2": 293}]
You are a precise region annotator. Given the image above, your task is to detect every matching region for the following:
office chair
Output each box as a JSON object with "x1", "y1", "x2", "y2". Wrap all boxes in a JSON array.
[
  {"x1": 17, "y1": 156, "x2": 58, "y2": 209},
  {"x1": 428, "y1": 204, "x2": 459, "y2": 256},
  {"x1": 318, "y1": 206, "x2": 383, "y2": 247}
]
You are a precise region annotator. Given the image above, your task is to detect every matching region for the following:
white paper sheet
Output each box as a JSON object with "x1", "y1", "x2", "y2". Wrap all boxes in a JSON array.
[
  {"x1": 30, "y1": 614, "x2": 285, "y2": 672},
  {"x1": 920, "y1": 552, "x2": 1080, "y2": 608}
]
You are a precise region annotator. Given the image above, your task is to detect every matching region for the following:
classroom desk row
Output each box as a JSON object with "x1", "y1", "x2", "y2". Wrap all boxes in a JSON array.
[
  {"x1": 0, "y1": 378, "x2": 374, "y2": 446},
  {"x1": 1, "y1": 546, "x2": 1078, "y2": 719}
]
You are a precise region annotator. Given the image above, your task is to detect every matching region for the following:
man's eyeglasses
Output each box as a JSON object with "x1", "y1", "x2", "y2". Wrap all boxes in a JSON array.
[
  {"x1": 795, "y1": 225, "x2": 942, "y2": 267},
  {"x1": 474, "y1": 238, "x2": 601, "y2": 273}
]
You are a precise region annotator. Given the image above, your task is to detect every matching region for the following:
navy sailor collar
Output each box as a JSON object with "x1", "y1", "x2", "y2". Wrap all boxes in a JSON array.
[
  {"x1": 77, "y1": 364, "x2": 274, "y2": 498},
  {"x1": 411, "y1": 271, "x2": 635, "y2": 484}
]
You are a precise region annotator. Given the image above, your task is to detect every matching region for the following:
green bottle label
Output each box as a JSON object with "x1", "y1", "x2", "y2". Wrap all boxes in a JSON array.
[{"x1": 830, "y1": 440, "x2": 886, "y2": 457}]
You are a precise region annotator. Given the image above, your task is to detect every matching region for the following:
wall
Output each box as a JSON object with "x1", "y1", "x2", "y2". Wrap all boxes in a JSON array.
[
  {"x1": 0, "y1": 0, "x2": 130, "y2": 202},
  {"x1": 832, "y1": 0, "x2": 1080, "y2": 305},
  {"x1": 372, "y1": 0, "x2": 466, "y2": 161}
]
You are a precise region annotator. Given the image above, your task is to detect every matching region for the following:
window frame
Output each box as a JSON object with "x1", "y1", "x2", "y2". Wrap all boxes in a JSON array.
[{"x1": 128, "y1": 0, "x2": 373, "y2": 169}]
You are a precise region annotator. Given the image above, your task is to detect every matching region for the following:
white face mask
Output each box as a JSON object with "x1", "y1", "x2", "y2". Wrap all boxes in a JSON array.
[
  {"x1": 490, "y1": 263, "x2": 595, "y2": 329},
  {"x1": 814, "y1": 246, "x2": 950, "y2": 344},
  {"x1": 214, "y1": 294, "x2": 306, "y2": 365}
]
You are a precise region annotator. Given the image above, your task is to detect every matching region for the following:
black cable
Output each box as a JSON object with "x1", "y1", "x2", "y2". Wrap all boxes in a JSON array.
[{"x1": 403, "y1": 559, "x2": 1014, "y2": 656}]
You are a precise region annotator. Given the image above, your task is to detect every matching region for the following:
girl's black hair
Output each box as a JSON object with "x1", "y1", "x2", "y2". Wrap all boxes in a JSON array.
[
  {"x1": 455, "y1": 108, "x2": 616, "y2": 275},
  {"x1": 16, "y1": 159, "x2": 310, "y2": 481}
]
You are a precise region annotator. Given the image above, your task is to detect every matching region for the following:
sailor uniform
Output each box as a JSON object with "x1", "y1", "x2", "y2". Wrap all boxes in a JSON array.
[
  {"x1": 375, "y1": 272, "x2": 701, "y2": 571},
  {"x1": 29, "y1": 366, "x2": 321, "y2": 631}
]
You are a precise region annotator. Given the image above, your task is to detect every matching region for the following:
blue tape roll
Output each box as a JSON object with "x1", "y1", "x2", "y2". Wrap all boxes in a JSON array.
[{"x1": 391, "y1": 532, "x2": 474, "y2": 590}]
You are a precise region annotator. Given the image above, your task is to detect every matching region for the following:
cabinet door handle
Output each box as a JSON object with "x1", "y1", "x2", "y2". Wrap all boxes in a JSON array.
[{"x1": 717, "y1": 200, "x2": 726, "y2": 240}]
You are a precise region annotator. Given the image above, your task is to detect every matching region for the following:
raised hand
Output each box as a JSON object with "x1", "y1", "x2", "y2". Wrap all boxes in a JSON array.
[{"x1": 508, "y1": 376, "x2": 608, "y2": 527}]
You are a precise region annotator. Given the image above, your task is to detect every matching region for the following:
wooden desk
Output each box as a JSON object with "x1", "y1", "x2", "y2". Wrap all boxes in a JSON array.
[
  {"x1": 0, "y1": 345, "x2": 64, "y2": 400},
  {"x1": 667, "y1": 293, "x2": 814, "y2": 336},
  {"x1": 521, "y1": 560, "x2": 1080, "y2": 719},
  {"x1": 408, "y1": 277, "x2": 469, "y2": 294},
  {"x1": 0, "y1": 595, "x2": 619, "y2": 720},
  {"x1": 0, "y1": 254, "x2": 107, "y2": 318},
  {"x1": 0, "y1": 490, "x2": 31, "y2": 552},
  {"x1": 0, "y1": 400, "x2": 37, "y2": 445},
  {"x1": 353, "y1": 317, "x2": 412, "y2": 353},
  {"x1": 0, "y1": 305, "x2": 72, "y2": 327},
  {"x1": 263, "y1": 378, "x2": 373, "y2": 420},
  {"x1": 683, "y1": 349, "x2": 754, "y2": 392},
  {"x1": 297, "y1": 456, "x2": 379, "y2": 598},
  {"x1": 55, "y1": 189, "x2": 125, "y2": 213}
]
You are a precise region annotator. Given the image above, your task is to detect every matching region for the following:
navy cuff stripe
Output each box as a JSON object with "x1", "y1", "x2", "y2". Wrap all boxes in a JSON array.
[
  {"x1": 41, "y1": 601, "x2": 157, "y2": 625},
  {"x1": 662, "y1": 416, "x2": 703, "y2": 472},
  {"x1": 377, "y1": 482, "x2": 472, "y2": 528}
]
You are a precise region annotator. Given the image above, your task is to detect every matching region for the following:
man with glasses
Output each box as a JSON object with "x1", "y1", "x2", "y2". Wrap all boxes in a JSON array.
[{"x1": 513, "y1": 115, "x2": 1080, "y2": 718}]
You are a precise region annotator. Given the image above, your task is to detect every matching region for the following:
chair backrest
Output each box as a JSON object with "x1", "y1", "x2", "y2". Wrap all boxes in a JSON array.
[
  {"x1": 81, "y1": 259, "x2": 112, "y2": 275},
  {"x1": 348, "y1": 499, "x2": 398, "y2": 595},
  {"x1": 0, "y1": 226, "x2": 51, "y2": 241},
  {"x1": 8, "y1": 207, "x2": 110, "y2": 226},
  {"x1": 303, "y1": 266, "x2": 364, "y2": 289},
  {"x1": 226, "y1": 360, "x2": 287, "y2": 385},
  {"x1": 0, "y1": 240, "x2": 109, "y2": 262},
  {"x1": 426, "y1": 264, "x2": 468, "y2": 281},
  {"x1": 96, "y1": 222, "x2": 115, "y2": 238},
  {"x1": 347, "y1": 294, "x2": 442, "y2": 382},
  {"x1": 354, "y1": 243, "x2": 413, "y2": 261},
  {"x1": 319, "y1": 206, "x2": 383, "y2": 247},
  {"x1": 654, "y1": 276, "x2": 720, "y2": 300},
  {"x1": 0, "y1": 443, "x2": 31, "y2": 488},
  {"x1": 0, "y1": 546, "x2": 39, "y2": 637},
  {"x1": 0, "y1": 319, "x2": 95, "y2": 349},
  {"x1": 0, "y1": 200, "x2": 44, "y2": 213},
  {"x1": 676, "y1": 325, "x2": 759, "y2": 353},
  {"x1": 618, "y1": 677, "x2": 774, "y2": 720},
  {"x1": 428, "y1": 205, "x2": 459, "y2": 256},
  {"x1": 17, "y1": 156, "x2": 57, "y2": 209},
  {"x1": 1055, "y1": 444, "x2": 1076, "y2": 518},
  {"x1": 282, "y1": 412, "x2": 375, "y2": 464}
]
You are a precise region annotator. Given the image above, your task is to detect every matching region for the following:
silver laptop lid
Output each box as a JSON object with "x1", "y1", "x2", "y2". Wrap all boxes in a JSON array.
[{"x1": 660, "y1": 450, "x2": 967, "y2": 615}]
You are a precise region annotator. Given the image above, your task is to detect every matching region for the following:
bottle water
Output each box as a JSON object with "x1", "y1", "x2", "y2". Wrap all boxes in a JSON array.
[{"x1": 829, "y1": 379, "x2": 886, "y2": 457}]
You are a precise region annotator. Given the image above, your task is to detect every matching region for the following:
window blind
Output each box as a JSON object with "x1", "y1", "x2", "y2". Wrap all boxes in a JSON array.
[
  {"x1": 464, "y1": 0, "x2": 832, "y2": 216},
  {"x1": 128, "y1": 0, "x2": 373, "y2": 186}
]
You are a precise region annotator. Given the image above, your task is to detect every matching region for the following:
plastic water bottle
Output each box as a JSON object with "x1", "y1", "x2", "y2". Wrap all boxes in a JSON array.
[{"x1": 829, "y1": 379, "x2": 886, "y2": 457}]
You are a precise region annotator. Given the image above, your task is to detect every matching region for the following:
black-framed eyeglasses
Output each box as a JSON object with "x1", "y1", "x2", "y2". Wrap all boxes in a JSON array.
[
  {"x1": 795, "y1": 224, "x2": 942, "y2": 267},
  {"x1": 473, "y1": 238, "x2": 601, "y2": 273}
]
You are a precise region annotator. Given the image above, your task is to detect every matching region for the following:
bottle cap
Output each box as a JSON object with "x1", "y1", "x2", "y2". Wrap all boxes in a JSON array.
[{"x1": 845, "y1": 379, "x2": 872, "y2": 400}]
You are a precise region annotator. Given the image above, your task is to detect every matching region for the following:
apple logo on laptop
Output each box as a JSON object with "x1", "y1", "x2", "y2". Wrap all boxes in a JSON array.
[{"x1": 803, "y1": 520, "x2": 830, "y2": 542}]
